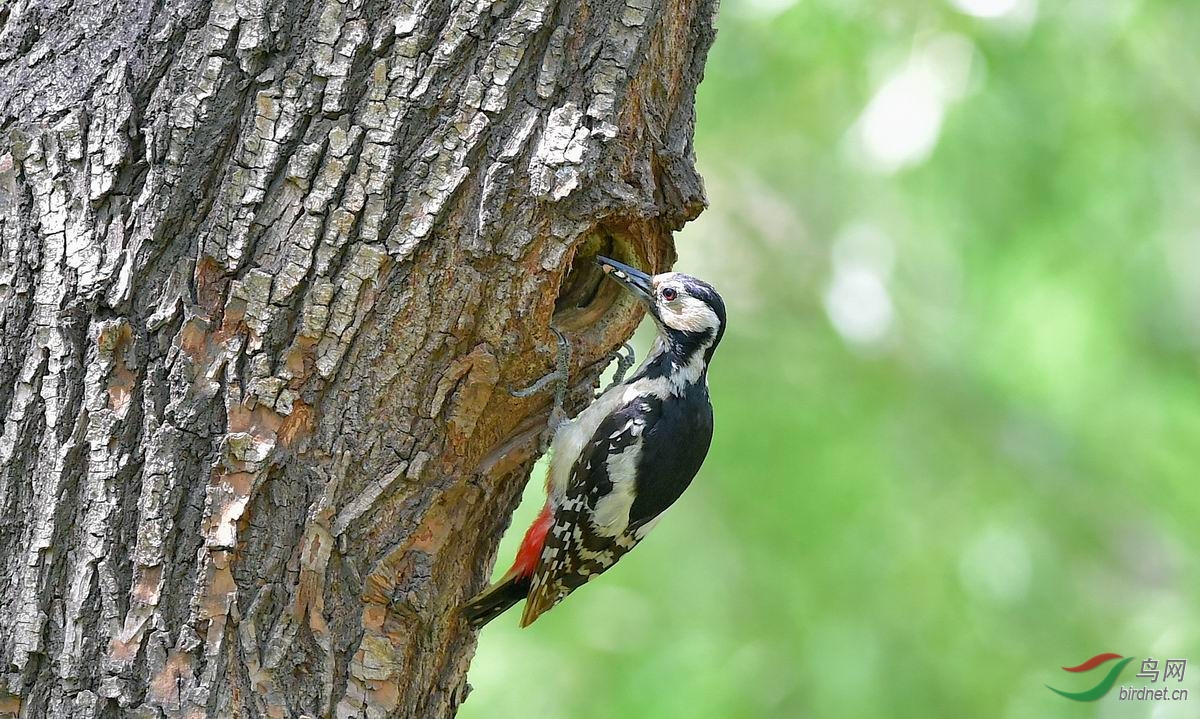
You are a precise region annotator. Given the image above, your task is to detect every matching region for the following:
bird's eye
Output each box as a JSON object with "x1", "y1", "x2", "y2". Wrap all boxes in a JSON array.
[{"x1": 661, "y1": 287, "x2": 678, "y2": 301}]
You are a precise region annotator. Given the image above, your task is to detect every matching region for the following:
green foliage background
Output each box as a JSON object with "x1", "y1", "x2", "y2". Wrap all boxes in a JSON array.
[{"x1": 464, "y1": 1, "x2": 1200, "y2": 716}]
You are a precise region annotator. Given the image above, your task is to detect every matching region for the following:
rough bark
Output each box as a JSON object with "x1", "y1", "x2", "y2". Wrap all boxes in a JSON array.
[{"x1": 0, "y1": 0, "x2": 715, "y2": 716}]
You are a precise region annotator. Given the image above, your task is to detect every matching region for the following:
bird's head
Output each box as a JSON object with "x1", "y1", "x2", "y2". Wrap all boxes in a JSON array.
[{"x1": 596, "y1": 256, "x2": 726, "y2": 362}]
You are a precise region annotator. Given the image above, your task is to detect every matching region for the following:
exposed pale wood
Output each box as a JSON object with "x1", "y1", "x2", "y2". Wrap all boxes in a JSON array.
[{"x1": 0, "y1": 0, "x2": 715, "y2": 716}]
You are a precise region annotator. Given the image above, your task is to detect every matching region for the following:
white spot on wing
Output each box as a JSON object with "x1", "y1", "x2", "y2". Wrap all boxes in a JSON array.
[{"x1": 590, "y1": 440, "x2": 642, "y2": 536}]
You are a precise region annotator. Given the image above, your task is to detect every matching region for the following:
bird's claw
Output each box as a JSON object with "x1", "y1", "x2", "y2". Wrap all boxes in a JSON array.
[
  {"x1": 508, "y1": 327, "x2": 571, "y2": 452},
  {"x1": 602, "y1": 342, "x2": 637, "y2": 393},
  {"x1": 508, "y1": 370, "x2": 565, "y2": 398}
]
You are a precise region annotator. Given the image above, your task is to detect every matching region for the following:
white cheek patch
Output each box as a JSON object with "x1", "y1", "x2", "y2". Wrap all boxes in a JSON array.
[{"x1": 665, "y1": 296, "x2": 719, "y2": 333}]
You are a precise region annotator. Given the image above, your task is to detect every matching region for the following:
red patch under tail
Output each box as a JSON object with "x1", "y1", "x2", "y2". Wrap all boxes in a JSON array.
[
  {"x1": 512, "y1": 502, "x2": 553, "y2": 578},
  {"x1": 461, "y1": 502, "x2": 554, "y2": 628}
]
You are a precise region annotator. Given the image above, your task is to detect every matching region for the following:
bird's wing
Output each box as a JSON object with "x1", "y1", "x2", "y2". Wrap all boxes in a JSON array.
[
  {"x1": 520, "y1": 398, "x2": 648, "y2": 627},
  {"x1": 625, "y1": 386, "x2": 713, "y2": 531},
  {"x1": 518, "y1": 387, "x2": 714, "y2": 627}
]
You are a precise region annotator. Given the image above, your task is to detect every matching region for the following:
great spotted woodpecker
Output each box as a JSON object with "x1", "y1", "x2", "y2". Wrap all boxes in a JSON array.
[{"x1": 463, "y1": 256, "x2": 726, "y2": 628}]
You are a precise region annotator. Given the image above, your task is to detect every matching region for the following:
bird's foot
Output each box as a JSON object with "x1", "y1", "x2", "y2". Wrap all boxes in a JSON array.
[
  {"x1": 508, "y1": 327, "x2": 571, "y2": 452},
  {"x1": 601, "y1": 342, "x2": 637, "y2": 394}
]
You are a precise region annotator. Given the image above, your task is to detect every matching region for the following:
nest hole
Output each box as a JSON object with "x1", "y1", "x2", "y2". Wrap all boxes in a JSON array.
[{"x1": 551, "y1": 228, "x2": 639, "y2": 332}]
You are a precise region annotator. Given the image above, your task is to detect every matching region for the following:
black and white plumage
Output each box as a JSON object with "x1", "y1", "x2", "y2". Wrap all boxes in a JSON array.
[{"x1": 463, "y1": 256, "x2": 726, "y2": 628}]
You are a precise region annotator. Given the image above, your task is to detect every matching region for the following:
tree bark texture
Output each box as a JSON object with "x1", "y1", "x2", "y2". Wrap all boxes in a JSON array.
[{"x1": 0, "y1": 0, "x2": 715, "y2": 716}]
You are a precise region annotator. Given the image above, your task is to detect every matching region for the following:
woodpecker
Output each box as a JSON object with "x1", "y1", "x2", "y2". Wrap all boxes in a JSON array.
[{"x1": 463, "y1": 256, "x2": 726, "y2": 628}]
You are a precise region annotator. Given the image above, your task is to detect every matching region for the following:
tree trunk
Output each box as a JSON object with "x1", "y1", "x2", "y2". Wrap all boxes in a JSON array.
[{"x1": 0, "y1": 0, "x2": 714, "y2": 717}]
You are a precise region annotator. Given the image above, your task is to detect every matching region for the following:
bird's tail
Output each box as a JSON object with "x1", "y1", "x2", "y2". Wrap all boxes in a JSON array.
[{"x1": 461, "y1": 572, "x2": 531, "y2": 628}]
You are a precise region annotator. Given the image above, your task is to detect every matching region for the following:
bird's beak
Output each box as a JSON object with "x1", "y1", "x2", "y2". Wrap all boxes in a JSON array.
[{"x1": 596, "y1": 256, "x2": 653, "y2": 303}]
